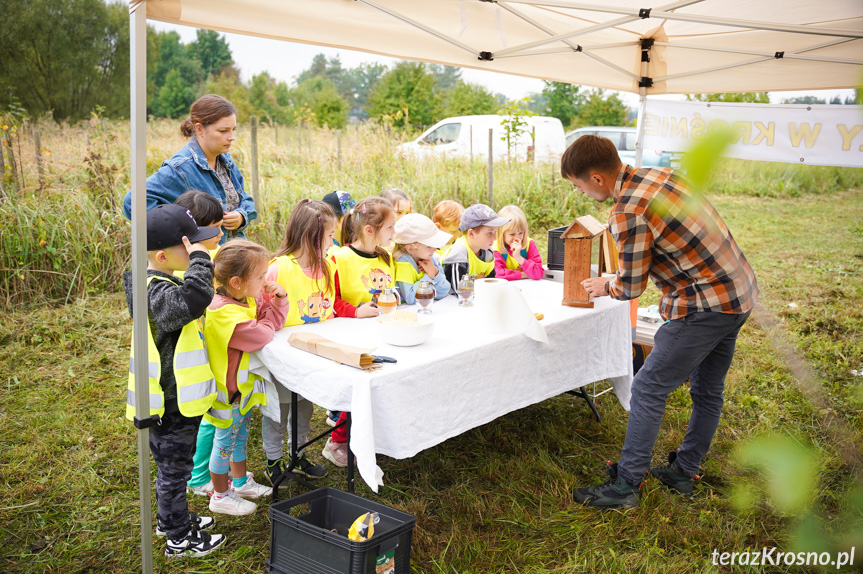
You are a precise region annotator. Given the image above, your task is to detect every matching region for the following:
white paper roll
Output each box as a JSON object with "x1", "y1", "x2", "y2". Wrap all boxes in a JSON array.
[{"x1": 474, "y1": 278, "x2": 548, "y2": 343}]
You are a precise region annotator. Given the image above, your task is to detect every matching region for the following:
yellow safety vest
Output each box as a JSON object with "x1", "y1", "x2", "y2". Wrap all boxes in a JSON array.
[
  {"x1": 126, "y1": 275, "x2": 217, "y2": 421},
  {"x1": 492, "y1": 239, "x2": 531, "y2": 272},
  {"x1": 394, "y1": 259, "x2": 424, "y2": 285},
  {"x1": 173, "y1": 248, "x2": 218, "y2": 280},
  {"x1": 203, "y1": 298, "x2": 268, "y2": 428},
  {"x1": 444, "y1": 236, "x2": 495, "y2": 278},
  {"x1": 331, "y1": 245, "x2": 395, "y2": 307},
  {"x1": 271, "y1": 255, "x2": 335, "y2": 326},
  {"x1": 436, "y1": 242, "x2": 454, "y2": 260}
]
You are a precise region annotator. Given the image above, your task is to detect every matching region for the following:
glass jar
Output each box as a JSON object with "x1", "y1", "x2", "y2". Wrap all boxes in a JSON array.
[
  {"x1": 456, "y1": 274, "x2": 475, "y2": 307},
  {"x1": 376, "y1": 287, "x2": 400, "y2": 314},
  {"x1": 415, "y1": 280, "x2": 436, "y2": 314}
]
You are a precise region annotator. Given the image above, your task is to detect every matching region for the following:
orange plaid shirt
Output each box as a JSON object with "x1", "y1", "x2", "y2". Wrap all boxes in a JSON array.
[{"x1": 607, "y1": 165, "x2": 758, "y2": 321}]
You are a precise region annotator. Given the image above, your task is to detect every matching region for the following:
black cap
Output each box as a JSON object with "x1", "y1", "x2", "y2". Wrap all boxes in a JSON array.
[
  {"x1": 147, "y1": 204, "x2": 220, "y2": 250},
  {"x1": 321, "y1": 190, "x2": 356, "y2": 217}
]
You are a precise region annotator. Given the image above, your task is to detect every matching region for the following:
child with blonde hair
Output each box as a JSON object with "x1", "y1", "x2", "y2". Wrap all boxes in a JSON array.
[
  {"x1": 326, "y1": 197, "x2": 397, "y2": 466},
  {"x1": 205, "y1": 239, "x2": 289, "y2": 516},
  {"x1": 492, "y1": 205, "x2": 544, "y2": 281},
  {"x1": 392, "y1": 213, "x2": 452, "y2": 304},
  {"x1": 261, "y1": 199, "x2": 337, "y2": 485},
  {"x1": 381, "y1": 188, "x2": 413, "y2": 220},
  {"x1": 431, "y1": 199, "x2": 464, "y2": 257}
]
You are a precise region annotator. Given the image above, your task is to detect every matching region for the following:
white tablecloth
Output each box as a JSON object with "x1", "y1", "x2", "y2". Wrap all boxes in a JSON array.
[{"x1": 250, "y1": 279, "x2": 633, "y2": 491}]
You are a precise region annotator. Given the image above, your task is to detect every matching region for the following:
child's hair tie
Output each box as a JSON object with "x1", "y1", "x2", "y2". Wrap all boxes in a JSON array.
[{"x1": 361, "y1": 203, "x2": 367, "y2": 214}]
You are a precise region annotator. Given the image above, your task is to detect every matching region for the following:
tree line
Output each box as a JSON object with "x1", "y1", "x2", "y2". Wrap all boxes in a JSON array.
[{"x1": 2, "y1": 1, "x2": 856, "y2": 129}]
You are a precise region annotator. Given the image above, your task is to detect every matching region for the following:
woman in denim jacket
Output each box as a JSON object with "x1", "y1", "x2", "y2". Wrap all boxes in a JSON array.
[{"x1": 123, "y1": 94, "x2": 256, "y2": 243}]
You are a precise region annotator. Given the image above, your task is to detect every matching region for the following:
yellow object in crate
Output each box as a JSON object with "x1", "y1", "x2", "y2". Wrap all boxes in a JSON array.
[{"x1": 348, "y1": 511, "x2": 380, "y2": 542}]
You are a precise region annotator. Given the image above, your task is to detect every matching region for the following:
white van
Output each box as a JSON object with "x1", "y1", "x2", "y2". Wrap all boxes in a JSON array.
[{"x1": 397, "y1": 115, "x2": 566, "y2": 163}]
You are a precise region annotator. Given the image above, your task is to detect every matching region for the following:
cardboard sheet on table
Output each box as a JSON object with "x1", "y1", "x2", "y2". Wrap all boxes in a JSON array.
[{"x1": 288, "y1": 332, "x2": 380, "y2": 371}]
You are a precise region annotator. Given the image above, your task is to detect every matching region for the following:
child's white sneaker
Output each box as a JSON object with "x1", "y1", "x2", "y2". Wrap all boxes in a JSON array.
[
  {"x1": 165, "y1": 528, "x2": 226, "y2": 559},
  {"x1": 156, "y1": 512, "x2": 215, "y2": 537},
  {"x1": 186, "y1": 479, "x2": 214, "y2": 497},
  {"x1": 209, "y1": 488, "x2": 257, "y2": 516},
  {"x1": 232, "y1": 472, "x2": 272, "y2": 500}
]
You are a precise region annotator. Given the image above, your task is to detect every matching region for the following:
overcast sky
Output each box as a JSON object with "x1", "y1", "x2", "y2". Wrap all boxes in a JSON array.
[{"x1": 151, "y1": 21, "x2": 855, "y2": 109}]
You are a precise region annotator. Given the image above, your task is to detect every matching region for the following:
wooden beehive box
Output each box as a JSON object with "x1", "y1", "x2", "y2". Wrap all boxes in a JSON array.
[{"x1": 561, "y1": 214, "x2": 606, "y2": 308}]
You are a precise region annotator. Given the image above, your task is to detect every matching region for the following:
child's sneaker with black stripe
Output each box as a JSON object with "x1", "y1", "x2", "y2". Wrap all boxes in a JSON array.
[{"x1": 165, "y1": 526, "x2": 226, "y2": 559}]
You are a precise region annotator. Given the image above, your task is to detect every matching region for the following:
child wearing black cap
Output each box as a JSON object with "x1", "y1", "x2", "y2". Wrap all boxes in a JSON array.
[
  {"x1": 122, "y1": 204, "x2": 227, "y2": 559},
  {"x1": 321, "y1": 190, "x2": 356, "y2": 252}
]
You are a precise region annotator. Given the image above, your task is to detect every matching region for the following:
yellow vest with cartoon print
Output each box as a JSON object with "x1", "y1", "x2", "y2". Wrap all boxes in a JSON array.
[
  {"x1": 126, "y1": 275, "x2": 217, "y2": 421},
  {"x1": 492, "y1": 239, "x2": 531, "y2": 272},
  {"x1": 446, "y1": 236, "x2": 495, "y2": 278},
  {"x1": 272, "y1": 255, "x2": 335, "y2": 326},
  {"x1": 331, "y1": 245, "x2": 395, "y2": 306},
  {"x1": 203, "y1": 298, "x2": 267, "y2": 428}
]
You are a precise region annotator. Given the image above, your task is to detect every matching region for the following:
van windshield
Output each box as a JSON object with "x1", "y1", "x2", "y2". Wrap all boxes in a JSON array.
[{"x1": 421, "y1": 123, "x2": 461, "y2": 145}]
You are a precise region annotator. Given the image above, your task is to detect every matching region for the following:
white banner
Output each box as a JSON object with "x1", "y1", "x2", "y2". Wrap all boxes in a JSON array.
[{"x1": 641, "y1": 100, "x2": 863, "y2": 168}]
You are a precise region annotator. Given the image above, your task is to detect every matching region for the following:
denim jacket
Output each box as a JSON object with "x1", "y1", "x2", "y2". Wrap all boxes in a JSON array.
[{"x1": 122, "y1": 138, "x2": 257, "y2": 242}]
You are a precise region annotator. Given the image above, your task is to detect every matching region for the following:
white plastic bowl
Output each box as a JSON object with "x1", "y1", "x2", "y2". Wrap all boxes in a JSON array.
[{"x1": 376, "y1": 311, "x2": 435, "y2": 347}]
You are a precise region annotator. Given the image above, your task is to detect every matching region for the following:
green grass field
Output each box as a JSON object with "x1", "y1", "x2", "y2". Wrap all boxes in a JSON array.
[{"x1": 1, "y1": 122, "x2": 861, "y2": 572}]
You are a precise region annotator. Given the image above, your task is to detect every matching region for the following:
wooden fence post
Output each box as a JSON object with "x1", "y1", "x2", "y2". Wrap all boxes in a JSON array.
[
  {"x1": 34, "y1": 130, "x2": 45, "y2": 191},
  {"x1": 4, "y1": 131, "x2": 18, "y2": 191},
  {"x1": 274, "y1": 122, "x2": 279, "y2": 146},
  {"x1": 487, "y1": 128, "x2": 494, "y2": 209}
]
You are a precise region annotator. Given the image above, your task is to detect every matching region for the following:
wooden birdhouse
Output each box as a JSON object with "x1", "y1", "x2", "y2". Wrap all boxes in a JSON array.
[{"x1": 561, "y1": 214, "x2": 606, "y2": 308}]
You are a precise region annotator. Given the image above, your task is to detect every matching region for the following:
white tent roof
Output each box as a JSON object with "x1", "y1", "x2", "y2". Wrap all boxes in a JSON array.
[{"x1": 140, "y1": 0, "x2": 863, "y2": 94}]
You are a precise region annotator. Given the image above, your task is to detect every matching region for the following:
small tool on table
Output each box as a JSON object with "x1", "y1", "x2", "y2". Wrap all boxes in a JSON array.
[{"x1": 371, "y1": 355, "x2": 397, "y2": 364}]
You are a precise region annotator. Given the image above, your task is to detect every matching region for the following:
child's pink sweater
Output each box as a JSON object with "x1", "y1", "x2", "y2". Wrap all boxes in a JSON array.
[
  {"x1": 493, "y1": 240, "x2": 544, "y2": 281},
  {"x1": 209, "y1": 293, "x2": 289, "y2": 393}
]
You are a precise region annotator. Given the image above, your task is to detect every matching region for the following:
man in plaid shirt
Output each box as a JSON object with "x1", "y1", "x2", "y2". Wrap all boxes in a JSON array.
[{"x1": 563, "y1": 135, "x2": 758, "y2": 509}]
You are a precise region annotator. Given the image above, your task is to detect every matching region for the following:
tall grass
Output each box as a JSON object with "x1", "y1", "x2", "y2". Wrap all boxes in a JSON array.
[{"x1": 1, "y1": 118, "x2": 862, "y2": 307}]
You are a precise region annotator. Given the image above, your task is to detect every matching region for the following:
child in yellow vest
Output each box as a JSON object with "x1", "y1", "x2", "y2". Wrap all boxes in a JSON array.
[
  {"x1": 330, "y1": 197, "x2": 397, "y2": 319},
  {"x1": 492, "y1": 204, "x2": 545, "y2": 281},
  {"x1": 326, "y1": 197, "x2": 396, "y2": 466},
  {"x1": 173, "y1": 191, "x2": 226, "y2": 498},
  {"x1": 122, "y1": 204, "x2": 225, "y2": 558},
  {"x1": 392, "y1": 213, "x2": 452, "y2": 304},
  {"x1": 261, "y1": 199, "x2": 336, "y2": 485},
  {"x1": 442, "y1": 203, "x2": 510, "y2": 294},
  {"x1": 321, "y1": 190, "x2": 356, "y2": 255},
  {"x1": 432, "y1": 199, "x2": 464, "y2": 259},
  {"x1": 205, "y1": 240, "x2": 290, "y2": 517}
]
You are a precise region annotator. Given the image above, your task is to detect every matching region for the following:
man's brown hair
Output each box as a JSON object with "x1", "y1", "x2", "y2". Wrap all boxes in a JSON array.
[{"x1": 560, "y1": 134, "x2": 622, "y2": 180}]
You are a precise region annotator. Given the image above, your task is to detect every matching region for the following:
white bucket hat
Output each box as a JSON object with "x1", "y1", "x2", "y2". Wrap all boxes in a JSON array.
[{"x1": 393, "y1": 213, "x2": 453, "y2": 249}]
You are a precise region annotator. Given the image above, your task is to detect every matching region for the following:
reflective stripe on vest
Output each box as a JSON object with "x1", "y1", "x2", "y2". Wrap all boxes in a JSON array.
[
  {"x1": 203, "y1": 298, "x2": 267, "y2": 428},
  {"x1": 126, "y1": 275, "x2": 218, "y2": 422}
]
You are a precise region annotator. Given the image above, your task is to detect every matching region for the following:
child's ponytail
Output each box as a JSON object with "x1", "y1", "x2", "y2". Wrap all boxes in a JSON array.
[{"x1": 341, "y1": 197, "x2": 394, "y2": 266}]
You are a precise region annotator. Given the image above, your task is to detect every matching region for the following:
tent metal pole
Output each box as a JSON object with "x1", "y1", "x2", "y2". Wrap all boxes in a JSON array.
[
  {"x1": 634, "y1": 42, "x2": 649, "y2": 168},
  {"x1": 492, "y1": 0, "x2": 702, "y2": 59},
  {"x1": 493, "y1": 41, "x2": 639, "y2": 58},
  {"x1": 357, "y1": 0, "x2": 479, "y2": 57},
  {"x1": 130, "y1": 2, "x2": 153, "y2": 573},
  {"x1": 655, "y1": 56, "x2": 774, "y2": 82},
  {"x1": 506, "y1": 1, "x2": 863, "y2": 39},
  {"x1": 497, "y1": 1, "x2": 641, "y2": 81},
  {"x1": 653, "y1": 40, "x2": 863, "y2": 65}
]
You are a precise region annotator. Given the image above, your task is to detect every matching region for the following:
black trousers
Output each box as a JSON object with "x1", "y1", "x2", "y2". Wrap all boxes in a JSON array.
[{"x1": 149, "y1": 410, "x2": 202, "y2": 540}]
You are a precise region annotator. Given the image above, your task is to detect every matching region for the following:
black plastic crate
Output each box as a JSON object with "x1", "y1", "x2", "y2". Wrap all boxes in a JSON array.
[
  {"x1": 268, "y1": 487, "x2": 415, "y2": 574},
  {"x1": 547, "y1": 225, "x2": 568, "y2": 270}
]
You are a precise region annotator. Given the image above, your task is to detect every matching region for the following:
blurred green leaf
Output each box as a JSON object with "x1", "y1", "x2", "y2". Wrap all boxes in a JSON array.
[
  {"x1": 681, "y1": 126, "x2": 734, "y2": 192},
  {"x1": 735, "y1": 434, "x2": 818, "y2": 514}
]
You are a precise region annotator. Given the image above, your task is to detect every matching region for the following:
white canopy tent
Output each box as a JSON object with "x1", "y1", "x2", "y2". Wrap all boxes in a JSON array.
[{"x1": 127, "y1": 1, "x2": 862, "y2": 570}]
